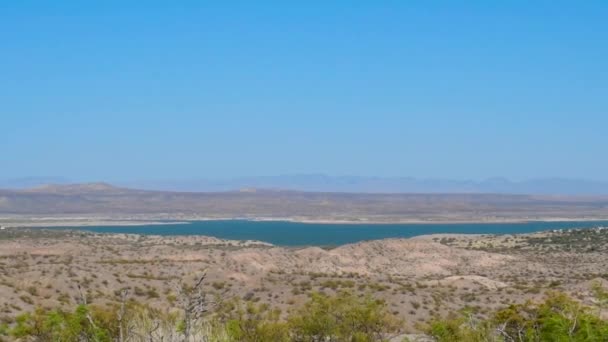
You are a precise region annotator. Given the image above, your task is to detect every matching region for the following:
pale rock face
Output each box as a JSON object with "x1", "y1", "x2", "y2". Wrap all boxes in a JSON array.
[
  {"x1": 423, "y1": 275, "x2": 509, "y2": 291},
  {"x1": 222, "y1": 238, "x2": 513, "y2": 278}
]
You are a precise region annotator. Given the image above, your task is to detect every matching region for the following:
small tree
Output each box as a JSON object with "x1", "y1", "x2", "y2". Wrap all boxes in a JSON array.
[
  {"x1": 174, "y1": 271, "x2": 218, "y2": 341},
  {"x1": 288, "y1": 291, "x2": 402, "y2": 342},
  {"x1": 225, "y1": 302, "x2": 289, "y2": 342}
]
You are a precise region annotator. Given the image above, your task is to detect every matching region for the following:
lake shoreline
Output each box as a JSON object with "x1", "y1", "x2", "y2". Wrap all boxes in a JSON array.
[
  {"x1": 10, "y1": 218, "x2": 607, "y2": 247},
  {"x1": 3, "y1": 215, "x2": 608, "y2": 229}
]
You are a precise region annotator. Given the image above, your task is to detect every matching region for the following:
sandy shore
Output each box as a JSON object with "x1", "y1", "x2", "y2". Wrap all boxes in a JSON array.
[
  {"x1": 1, "y1": 214, "x2": 608, "y2": 228},
  {"x1": 244, "y1": 216, "x2": 608, "y2": 225},
  {"x1": 0, "y1": 217, "x2": 189, "y2": 228}
]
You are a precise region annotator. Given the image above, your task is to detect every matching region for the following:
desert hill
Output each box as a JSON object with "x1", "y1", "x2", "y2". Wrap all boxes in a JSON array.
[{"x1": 1, "y1": 227, "x2": 607, "y2": 332}]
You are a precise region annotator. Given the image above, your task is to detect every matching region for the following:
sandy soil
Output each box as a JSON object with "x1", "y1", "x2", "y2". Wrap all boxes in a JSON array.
[{"x1": 1, "y1": 227, "x2": 607, "y2": 332}]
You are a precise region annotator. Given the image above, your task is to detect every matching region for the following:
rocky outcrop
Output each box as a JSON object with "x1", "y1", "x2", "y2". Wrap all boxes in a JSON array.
[{"x1": 228, "y1": 238, "x2": 514, "y2": 278}]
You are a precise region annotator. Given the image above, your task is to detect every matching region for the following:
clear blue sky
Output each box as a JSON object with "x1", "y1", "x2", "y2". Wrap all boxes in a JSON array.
[{"x1": 1, "y1": 1, "x2": 607, "y2": 181}]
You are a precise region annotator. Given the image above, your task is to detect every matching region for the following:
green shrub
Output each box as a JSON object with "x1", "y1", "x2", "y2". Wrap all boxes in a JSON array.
[
  {"x1": 7, "y1": 281, "x2": 607, "y2": 342},
  {"x1": 10, "y1": 305, "x2": 112, "y2": 341},
  {"x1": 225, "y1": 302, "x2": 289, "y2": 342},
  {"x1": 288, "y1": 291, "x2": 402, "y2": 342},
  {"x1": 426, "y1": 291, "x2": 608, "y2": 342}
]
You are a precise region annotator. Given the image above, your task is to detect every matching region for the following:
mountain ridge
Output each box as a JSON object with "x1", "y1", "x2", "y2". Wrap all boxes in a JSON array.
[
  {"x1": 120, "y1": 175, "x2": 608, "y2": 195},
  {"x1": 3, "y1": 176, "x2": 608, "y2": 195}
]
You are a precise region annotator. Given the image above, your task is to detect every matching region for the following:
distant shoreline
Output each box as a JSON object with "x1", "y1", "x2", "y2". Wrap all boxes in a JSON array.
[
  {"x1": 0, "y1": 219, "x2": 190, "y2": 228},
  {"x1": 246, "y1": 217, "x2": 608, "y2": 225},
  {"x1": 2, "y1": 215, "x2": 608, "y2": 228}
]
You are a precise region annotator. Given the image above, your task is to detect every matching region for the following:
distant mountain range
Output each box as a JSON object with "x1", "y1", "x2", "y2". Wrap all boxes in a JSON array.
[
  {"x1": 0, "y1": 177, "x2": 71, "y2": 189},
  {"x1": 122, "y1": 175, "x2": 608, "y2": 195},
  {"x1": 2, "y1": 175, "x2": 608, "y2": 195}
]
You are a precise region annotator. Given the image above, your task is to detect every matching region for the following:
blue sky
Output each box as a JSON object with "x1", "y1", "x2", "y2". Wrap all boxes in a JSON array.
[{"x1": 1, "y1": 1, "x2": 607, "y2": 181}]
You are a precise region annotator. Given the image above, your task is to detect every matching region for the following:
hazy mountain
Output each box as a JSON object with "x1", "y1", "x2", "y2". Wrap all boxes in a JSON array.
[
  {"x1": 3, "y1": 175, "x2": 608, "y2": 195},
  {"x1": 0, "y1": 177, "x2": 71, "y2": 189},
  {"x1": 119, "y1": 175, "x2": 608, "y2": 195}
]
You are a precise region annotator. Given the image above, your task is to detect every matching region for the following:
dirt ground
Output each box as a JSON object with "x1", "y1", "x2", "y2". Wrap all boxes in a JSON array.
[{"x1": 1, "y1": 227, "x2": 607, "y2": 333}]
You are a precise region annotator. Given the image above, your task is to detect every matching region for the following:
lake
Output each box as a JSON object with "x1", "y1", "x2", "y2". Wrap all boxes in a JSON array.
[{"x1": 59, "y1": 220, "x2": 608, "y2": 246}]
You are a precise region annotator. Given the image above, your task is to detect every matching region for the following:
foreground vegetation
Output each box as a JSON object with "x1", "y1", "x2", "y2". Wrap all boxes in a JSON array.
[
  {"x1": 1, "y1": 276, "x2": 607, "y2": 342},
  {"x1": 3, "y1": 228, "x2": 608, "y2": 341},
  {"x1": 1, "y1": 290, "x2": 401, "y2": 342},
  {"x1": 428, "y1": 288, "x2": 608, "y2": 342}
]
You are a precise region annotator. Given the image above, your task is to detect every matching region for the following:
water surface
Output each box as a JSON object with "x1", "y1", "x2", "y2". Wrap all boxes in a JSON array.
[{"x1": 60, "y1": 220, "x2": 608, "y2": 246}]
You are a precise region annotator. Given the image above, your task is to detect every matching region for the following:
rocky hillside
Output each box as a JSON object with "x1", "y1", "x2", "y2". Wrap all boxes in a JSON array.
[{"x1": 2, "y1": 228, "x2": 607, "y2": 332}]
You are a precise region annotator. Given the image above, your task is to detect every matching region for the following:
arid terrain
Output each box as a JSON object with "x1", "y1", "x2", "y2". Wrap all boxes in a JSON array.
[
  {"x1": 1, "y1": 226, "x2": 607, "y2": 335},
  {"x1": 2, "y1": 184, "x2": 608, "y2": 339},
  {"x1": 2, "y1": 183, "x2": 608, "y2": 226}
]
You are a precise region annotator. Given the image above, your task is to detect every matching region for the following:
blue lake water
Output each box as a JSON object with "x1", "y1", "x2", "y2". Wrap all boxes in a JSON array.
[{"x1": 58, "y1": 220, "x2": 608, "y2": 246}]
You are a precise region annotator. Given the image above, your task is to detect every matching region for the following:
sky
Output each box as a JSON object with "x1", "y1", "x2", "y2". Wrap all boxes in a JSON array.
[{"x1": 1, "y1": 1, "x2": 607, "y2": 182}]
